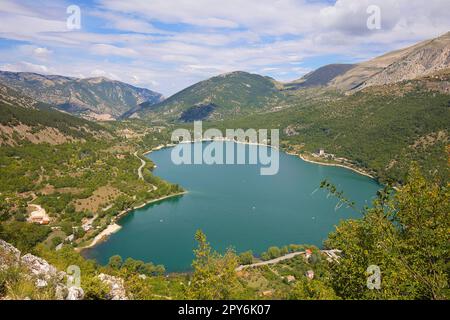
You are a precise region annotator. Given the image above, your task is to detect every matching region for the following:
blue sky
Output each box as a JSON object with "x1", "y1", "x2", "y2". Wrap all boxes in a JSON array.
[{"x1": 0, "y1": 0, "x2": 449, "y2": 96}]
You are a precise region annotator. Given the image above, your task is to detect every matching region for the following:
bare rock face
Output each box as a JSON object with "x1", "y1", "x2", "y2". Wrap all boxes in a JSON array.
[
  {"x1": 330, "y1": 31, "x2": 450, "y2": 91},
  {"x1": 98, "y1": 273, "x2": 128, "y2": 300},
  {"x1": 0, "y1": 239, "x2": 21, "y2": 269},
  {"x1": 20, "y1": 253, "x2": 65, "y2": 283}
]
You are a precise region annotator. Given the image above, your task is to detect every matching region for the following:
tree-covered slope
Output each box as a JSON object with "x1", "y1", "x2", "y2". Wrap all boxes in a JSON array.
[
  {"x1": 284, "y1": 64, "x2": 355, "y2": 90},
  {"x1": 207, "y1": 71, "x2": 450, "y2": 183},
  {"x1": 0, "y1": 83, "x2": 108, "y2": 145},
  {"x1": 138, "y1": 71, "x2": 284, "y2": 122}
]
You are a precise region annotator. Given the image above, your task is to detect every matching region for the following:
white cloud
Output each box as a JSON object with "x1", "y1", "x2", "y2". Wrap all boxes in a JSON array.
[
  {"x1": 90, "y1": 44, "x2": 138, "y2": 57},
  {"x1": 0, "y1": 0, "x2": 448, "y2": 95},
  {"x1": 0, "y1": 61, "x2": 50, "y2": 73},
  {"x1": 97, "y1": 0, "x2": 323, "y2": 34},
  {"x1": 89, "y1": 11, "x2": 169, "y2": 34}
]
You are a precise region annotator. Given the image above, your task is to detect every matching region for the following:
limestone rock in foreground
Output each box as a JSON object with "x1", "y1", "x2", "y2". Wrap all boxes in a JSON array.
[
  {"x1": 21, "y1": 253, "x2": 65, "y2": 283},
  {"x1": 0, "y1": 239, "x2": 21, "y2": 269},
  {"x1": 66, "y1": 286, "x2": 85, "y2": 300},
  {"x1": 98, "y1": 273, "x2": 129, "y2": 300},
  {"x1": 0, "y1": 239, "x2": 126, "y2": 300}
]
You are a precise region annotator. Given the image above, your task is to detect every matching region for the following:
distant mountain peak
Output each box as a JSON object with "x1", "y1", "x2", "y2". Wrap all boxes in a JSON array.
[
  {"x1": 138, "y1": 70, "x2": 282, "y2": 121},
  {"x1": 331, "y1": 31, "x2": 450, "y2": 91},
  {"x1": 0, "y1": 71, "x2": 164, "y2": 120}
]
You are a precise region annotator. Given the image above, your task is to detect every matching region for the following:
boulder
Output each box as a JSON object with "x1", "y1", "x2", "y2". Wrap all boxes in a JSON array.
[
  {"x1": 55, "y1": 283, "x2": 69, "y2": 300},
  {"x1": 21, "y1": 253, "x2": 65, "y2": 282},
  {"x1": 98, "y1": 273, "x2": 128, "y2": 300},
  {"x1": 66, "y1": 286, "x2": 84, "y2": 300},
  {"x1": 35, "y1": 279, "x2": 48, "y2": 288},
  {"x1": 0, "y1": 239, "x2": 21, "y2": 269}
]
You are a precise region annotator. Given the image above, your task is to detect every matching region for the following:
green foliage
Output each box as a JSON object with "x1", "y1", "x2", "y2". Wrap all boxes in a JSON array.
[
  {"x1": 108, "y1": 255, "x2": 123, "y2": 269},
  {"x1": 51, "y1": 236, "x2": 63, "y2": 249},
  {"x1": 238, "y1": 251, "x2": 254, "y2": 265},
  {"x1": 141, "y1": 71, "x2": 284, "y2": 121},
  {"x1": 0, "y1": 266, "x2": 57, "y2": 300},
  {"x1": 186, "y1": 230, "x2": 240, "y2": 299},
  {"x1": 83, "y1": 276, "x2": 110, "y2": 300},
  {"x1": 0, "y1": 101, "x2": 103, "y2": 140},
  {"x1": 289, "y1": 278, "x2": 339, "y2": 300},
  {"x1": 324, "y1": 166, "x2": 449, "y2": 300},
  {"x1": 1, "y1": 222, "x2": 51, "y2": 253},
  {"x1": 206, "y1": 79, "x2": 450, "y2": 183},
  {"x1": 0, "y1": 130, "x2": 183, "y2": 248},
  {"x1": 266, "y1": 247, "x2": 282, "y2": 260}
]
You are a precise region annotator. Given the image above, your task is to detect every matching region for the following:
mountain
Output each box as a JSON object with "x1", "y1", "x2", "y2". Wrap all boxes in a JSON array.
[
  {"x1": 137, "y1": 71, "x2": 284, "y2": 121},
  {"x1": 213, "y1": 68, "x2": 450, "y2": 183},
  {"x1": 330, "y1": 31, "x2": 450, "y2": 91},
  {"x1": 284, "y1": 64, "x2": 355, "y2": 90},
  {"x1": 0, "y1": 71, "x2": 164, "y2": 120},
  {"x1": 360, "y1": 32, "x2": 450, "y2": 89},
  {"x1": 0, "y1": 83, "x2": 108, "y2": 146}
]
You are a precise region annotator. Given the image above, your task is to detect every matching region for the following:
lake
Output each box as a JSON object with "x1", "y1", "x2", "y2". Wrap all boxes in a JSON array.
[{"x1": 84, "y1": 141, "x2": 380, "y2": 272}]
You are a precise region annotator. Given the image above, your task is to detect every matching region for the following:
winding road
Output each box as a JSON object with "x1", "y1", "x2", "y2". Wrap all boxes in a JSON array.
[
  {"x1": 134, "y1": 152, "x2": 146, "y2": 180},
  {"x1": 236, "y1": 252, "x2": 305, "y2": 271},
  {"x1": 236, "y1": 250, "x2": 341, "y2": 271}
]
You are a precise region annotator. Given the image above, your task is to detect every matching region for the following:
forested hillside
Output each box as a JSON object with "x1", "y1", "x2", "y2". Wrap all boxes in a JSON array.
[
  {"x1": 138, "y1": 71, "x2": 284, "y2": 121},
  {"x1": 1, "y1": 167, "x2": 447, "y2": 300},
  {"x1": 0, "y1": 85, "x2": 183, "y2": 257},
  {"x1": 0, "y1": 83, "x2": 109, "y2": 146},
  {"x1": 205, "y1": 71, "x2": 450, "y2": 183}
]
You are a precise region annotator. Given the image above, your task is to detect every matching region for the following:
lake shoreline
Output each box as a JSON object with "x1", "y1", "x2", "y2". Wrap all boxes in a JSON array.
[
  {"x1": 294, "y1": 154, "x2": 376, "y2": 179},
  {"x1": 144, "y1": 139, "x2": 376, "y2": 180},
  {"x1": 79, "y1": 141, "x2": 375, "y2": 254},
  {"x1": 77, "y1": 191, "x2": 187, "y2": 252}
]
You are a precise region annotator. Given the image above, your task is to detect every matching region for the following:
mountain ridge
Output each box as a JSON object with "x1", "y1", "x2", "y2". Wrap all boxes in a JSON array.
[
  {"x1": 0, "y1": 82, "x2": 109, "y2": 146},
  {"x1": 0, "y1": 71, "x2": 164, "y2": 120},
  {"x1": 137, "y1": 71, "x2": 284, "y2": 121},
  {"x1": 285, "y1": 64, "x2": 355, "y2": 90},
  {"x1": 331, "y1": 31, "x2": 450, "y2": 91}
]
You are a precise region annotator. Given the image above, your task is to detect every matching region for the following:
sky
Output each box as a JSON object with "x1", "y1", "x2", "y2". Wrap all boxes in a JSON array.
[{"x1": 0, "y1": 0, "x2": 449, "y2": 96}]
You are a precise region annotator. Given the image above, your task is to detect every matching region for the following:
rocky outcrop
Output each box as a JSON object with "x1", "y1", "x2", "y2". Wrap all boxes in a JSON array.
[
  {"x1": 98, "y1": 273, "x2": 129, "y2": 300},
  {"x1": 362, "y1": 33, "x2": 450, "y2": 89},
  {"x1": 0, "y1": 239, "x2": 21, "y2": 269},
  {"x1": 330, "y1": 32, "x2": 450, "y2": 91},
  {"x1": 66, "y1": 286, "x2": 85, "y2": 300},
  {"x1": 21, "y1": 253, "x2": 65, "y2": 285},
  {"x1": 0, "y1": 239, "x2": 82, "y2": 300},
  {"x1": 0, "y1": 71, "x2": 164, "y2": 119},
  {"x1": 1, "y1": 239, "x2": 132, "y2": 300}
]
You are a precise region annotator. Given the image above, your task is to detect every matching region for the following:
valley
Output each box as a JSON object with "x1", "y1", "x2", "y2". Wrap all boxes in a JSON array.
[{"x1": 0, "y1": 31, "x2": 449, "y2": 301}]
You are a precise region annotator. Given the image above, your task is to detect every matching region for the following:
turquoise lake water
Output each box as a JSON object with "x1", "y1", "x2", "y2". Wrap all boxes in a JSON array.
[{"x1": 84, "y1": 142, "x2": 380, "y2": 272}]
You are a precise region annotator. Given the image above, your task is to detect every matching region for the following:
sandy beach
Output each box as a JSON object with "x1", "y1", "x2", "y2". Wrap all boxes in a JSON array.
[
  {"x1": 77, "y1": 191, "x2": 187, "y2": 251},
  {"x1": 80, "y1": 223, "x2": 122, "y2": 250}
]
